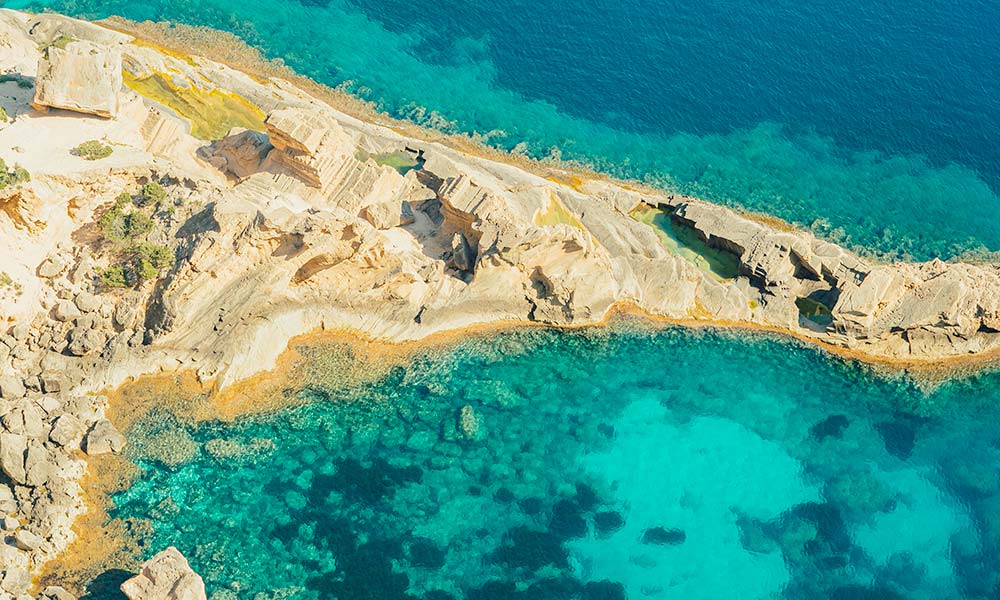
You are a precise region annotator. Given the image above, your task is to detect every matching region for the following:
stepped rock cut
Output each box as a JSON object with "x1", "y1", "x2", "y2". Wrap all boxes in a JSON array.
[{"x1": 32, "y1": 40, "x2": 122, "y2": 118}]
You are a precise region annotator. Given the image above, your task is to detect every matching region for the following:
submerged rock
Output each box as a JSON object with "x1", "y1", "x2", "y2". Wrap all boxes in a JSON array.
[{"x1": 641, "y1": 526, "x2": 686, "y2": 545}]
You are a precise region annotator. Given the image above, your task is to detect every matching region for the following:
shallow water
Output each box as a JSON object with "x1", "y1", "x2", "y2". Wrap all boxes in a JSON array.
[
  {"x1": 5, "y1": 0, "x2": 1000, "y2": 259},
  {"x1": 86, "y1": 327, "x2": 1000, "y2": 599}
]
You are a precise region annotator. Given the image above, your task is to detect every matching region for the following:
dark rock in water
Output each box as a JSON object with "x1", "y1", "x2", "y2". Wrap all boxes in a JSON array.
[
  {"x1": 326, "y1": 456, "x2": 423, "y2": 504},
  {"x1": 820, "y1": 554, "x2": 849, "y2": 569},
  {"x1": 641, "y1": 526, "x2": 686, "y2": 545},
  {"x1": 810, "y1": 414, "x2": 850, "y2": 441},
  {"x1": 271, "y1": 521, "x2": 302, "y2": 544},
  {"x1": 311, "y1": 515, "x2": 356, "y2": 552},
  {"x1": 735, "y1": 514, "x2": 778, "y2": 554},
  {"x1": 468, "y1": 485, "x2": 483, "y2": 496},
  {"x1": 467, "y1": 580, "x2": 520, "y2": 600},
  {"x1": 423, "y1": 592, "x2": 456, "y2": 600},
  {"x1": 408, "y1": 537, "x2": 446, "y2": 568},
  {"x1": 494, "y1": 487, "x2": 516, "y2": 504},
  {"x1": 550, "y1": 499, "x2": 588, "y2": 538},
  {"x1": 786, "y1": 502, "x2": 851, "y2": 553},
  {"x1": 518, "y1": 497, "x2": 544, "y2": 515},
  {"x1": 310, "y1": 539, "x2": 411, "y2": 600},
  {"x1": 597, "y1": 423, "x2": 616, "y2": 439},
  {"x1": 875, "y1": 420, "x2": 916, "y2": 460},
  {"x1": 524, "y1": 577, "x2": 582, "y2": 600},
  {"x1": 829, "y1": 585, "x2": 906, "y2": 600},
  {"x1": 593, "y1": 511, "x2": 625, "y2": 536},
  {"x1": 582, "y1": 580, "x2": 627, "y2": 600},
  {"x1": 493, "y1": 526, "x2": 569, "y2": 570},
  {"x1": 574, "y1": 482, "x2": 599, "y2": 511}
]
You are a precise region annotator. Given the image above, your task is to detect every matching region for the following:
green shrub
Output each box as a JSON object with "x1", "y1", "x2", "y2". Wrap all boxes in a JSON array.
[
  {"x1": 136, "y1": 182, "x2": 168, "y2": 208},
  {"x1": 129, "y1": 242, "x2": 174, "y2": 272},
  {"x1": 73, "y1": 140, "x2": 113, "y2": 161},
  {"x1": 99, "y1": 265, "x2": 128, "y2": 289},
  {"x1": 99, "y1": 207, "x2": 154, "y2": 242},
  {"x1": 0, "y1": 158, "x2": 29, "y2": 190},
  {"x1": 99, "y1": 243, "x2": 174, "y2": 289},
  {"x1": 51, "y1": 34, "x2": 75, "y2": 50},
  {"x1": 0, "y1": 107, "x2": 8, "y2": 123}
]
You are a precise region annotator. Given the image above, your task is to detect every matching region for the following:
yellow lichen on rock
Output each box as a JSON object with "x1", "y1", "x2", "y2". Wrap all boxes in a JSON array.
[
  {"x1": 533, "y1": 190, "x2": 585, "y2": 231},
  {"x1": 123, "y1": 70, "x2": 265, "y2": 140}
]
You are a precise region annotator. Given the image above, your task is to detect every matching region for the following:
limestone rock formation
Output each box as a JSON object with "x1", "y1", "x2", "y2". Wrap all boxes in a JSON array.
[
  {"x1": 31, "y1": 39, "x2": 122, "y2": 117},
  {"x1": 120, "y1": 547, "x2": 207, "y2": 600},
  {"x1": 3, "y1": 11, "x2": 1000, "y2": 599}
]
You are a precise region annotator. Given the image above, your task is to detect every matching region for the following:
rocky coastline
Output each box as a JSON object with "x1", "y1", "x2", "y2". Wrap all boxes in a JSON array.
[{"x1": 2, "y1": 9, "x2": 1000, "y2": 599}]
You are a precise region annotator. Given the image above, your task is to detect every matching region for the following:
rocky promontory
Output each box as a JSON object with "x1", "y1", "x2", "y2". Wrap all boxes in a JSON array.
[{"x1": 2, "y1": 9, "x2": 1000, "y2": 599}]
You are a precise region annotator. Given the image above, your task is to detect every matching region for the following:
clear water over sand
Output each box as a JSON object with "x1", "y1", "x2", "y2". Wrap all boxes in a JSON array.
[{"x1": 85, "y1": 327, "x2": 1000, "y2": 599}]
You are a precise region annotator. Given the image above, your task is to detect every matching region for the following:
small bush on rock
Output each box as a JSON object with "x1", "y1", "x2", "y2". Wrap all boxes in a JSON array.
[
  {"x1": 136, "y1": 182, "x2": 168, "y2": 208},
  {"x1": 99, "y1": 265, "x2": 128, "y2": 289},
  {"x1": 99, "y1": 206, "x2": 154, "y2": 243},
  {"x1": 73, "y1": 140, "x2": 113, "y2": 161},
  {"x1": 0, "y1": 158, "x2": 29, "y2": 190},
  {"x1": 128, "y1": 242, "x2": 175, "y2": 280}
]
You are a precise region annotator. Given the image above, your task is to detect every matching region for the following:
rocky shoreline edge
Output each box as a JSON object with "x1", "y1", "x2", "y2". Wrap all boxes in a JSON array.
[{"x1": 2, "y1": 9, "x2": 1000, "y2": 599}]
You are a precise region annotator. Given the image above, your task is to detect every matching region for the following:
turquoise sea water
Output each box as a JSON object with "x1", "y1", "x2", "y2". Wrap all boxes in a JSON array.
[
  {"x1": 4, "y1": 0, "x2": 1000, "y2": 258},
  {"x1": 83, "y1": 327, "x2": 1000, "y2": 600}
]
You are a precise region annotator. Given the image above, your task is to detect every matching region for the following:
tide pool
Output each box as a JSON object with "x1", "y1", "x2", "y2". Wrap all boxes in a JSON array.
[
  {"x1": 4, "y1": 0, "x2": 1000, "y2": 259},
  {"x1": 69, "y1": 327, "x2": 1000, "y2": 599}
]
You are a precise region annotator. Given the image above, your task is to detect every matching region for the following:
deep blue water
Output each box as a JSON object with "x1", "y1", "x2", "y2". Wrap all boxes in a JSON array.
[
  {"x1": 79, "y1": 328, "x2": 1000, "y2": 600},
  {"x1": 5, "y1": 0, "x2": 1000, "y2": 258}
]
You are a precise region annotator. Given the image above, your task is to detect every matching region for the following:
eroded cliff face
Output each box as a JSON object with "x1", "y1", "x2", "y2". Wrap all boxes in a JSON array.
[{"x1": 1, "y1": 9, "x2": 1000, "y2": 599}]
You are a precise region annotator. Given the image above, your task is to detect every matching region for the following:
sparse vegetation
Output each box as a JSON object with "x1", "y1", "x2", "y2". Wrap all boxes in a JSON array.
[
  {"x1": 72, "y1": 140, "x2": 113, "y2": 161},
  {"x1": 51, "y1": 33, "x2": 75, "y2": 50},
  {"x1": 128, "y1": 242, "x2": 175, "y2": 279},
  {"x1": 96, "y1": 183, "x2": 177, "y2": 290},
  {"x1": 0, "y1": 107, "x2": 8, "y2": 123},
  {"x1": 0, "y1": 271, "x2": 22, "y2": 295},
  {"x1": 99, "y1": 265, "x2": 128, "y2": 289},
  {"x1": 39, "y1": 33, "x2": 76, "y2": 57},
  {"x1": 0, "y1": 158, "x2": 30, "y2": 190},
  {"x1": 99, "y1": 243, "x2": 174, "y2": 289},
  {"x1": 135, "y1": 182, "x2": 168, "y2": 208},
  {"x1": 99, "y1": 205, "x2": 154, "y2": 242}
]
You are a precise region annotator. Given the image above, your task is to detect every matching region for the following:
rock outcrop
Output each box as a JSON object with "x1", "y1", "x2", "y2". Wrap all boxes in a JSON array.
[
  {"x1": 31, "y1": 40, "x2": 123, "y2": 118},
  {"x1": 120, "y1": 547, "x2": 207, "y2": 600}
]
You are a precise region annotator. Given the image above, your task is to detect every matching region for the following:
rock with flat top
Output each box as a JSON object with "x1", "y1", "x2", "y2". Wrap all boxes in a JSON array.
[
  {"x1": 120, "y1": 547, "x2": 207, "y2": 600},
  {"x1": 37, "y1": 256, "x2": 65, "y2": 278},
  {"x1": 0, "y1": 374, "x2": 26, "y2": 399},
  {"x1": 83, "y1": 419, "x2": 126, "y2": 455},
  {"x1": 41, "y1": 586, "x2": 78, "y2": 600},
  {"x1": 49, "y1": 413, "x2": 85, "y2": 447},
  {"x1": 13, "y1": 528, "x2": 43, "y2": 550},
  {"x1": 0, "y1": 432, "x2": 27, "y2": 484},
  {"x1": 32, "y1": 39, "x2": 122, "y2": 117},
  {"x1": 0, "y1": 566, "x2": 30, "y2": 597}
]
